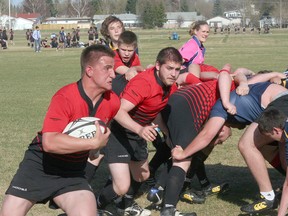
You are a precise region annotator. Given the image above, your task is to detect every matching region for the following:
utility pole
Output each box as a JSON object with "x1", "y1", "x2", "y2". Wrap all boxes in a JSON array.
[
  {"x1": 8, "y1": 0, "x2": 11, "y2": 30},
  {"x1": 279, "y1": 0, "x2": 282, "y2": 28}
]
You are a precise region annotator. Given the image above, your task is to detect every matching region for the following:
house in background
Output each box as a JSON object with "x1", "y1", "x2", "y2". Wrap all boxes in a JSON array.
[
  {"x1": 93, "y1": 12, "x2": 205, "y2": 29},
  {"x1": 93, "y1": 13, "x2": 140, "y2": 28},
  {"x1": 164, "y1": 12, "x2": 205, "y2": 28},
  {"x1": 16, "y1": 13, "x2": 41, "y2": 24},
  {"x1": 0, "y1": 15, "x2": 33, "y2": 30},
  {"x1": 207, "y1": 16, "x2": 233, "y2": 28}
]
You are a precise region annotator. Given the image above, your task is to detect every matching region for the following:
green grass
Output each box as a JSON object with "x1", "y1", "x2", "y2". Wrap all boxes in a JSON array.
[{"x1": 0, "y1": 28, "x2": 287, "y2": 216}]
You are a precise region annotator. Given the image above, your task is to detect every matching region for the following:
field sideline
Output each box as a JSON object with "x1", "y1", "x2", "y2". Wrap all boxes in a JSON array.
[{"x1": 0, "y1": 28, "x2": 288, "y2": 216}]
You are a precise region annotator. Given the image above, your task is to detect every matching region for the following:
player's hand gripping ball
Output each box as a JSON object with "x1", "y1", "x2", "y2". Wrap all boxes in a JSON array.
[{"x1": 63, "y1": 117, "x2": 107, "y2": 158}]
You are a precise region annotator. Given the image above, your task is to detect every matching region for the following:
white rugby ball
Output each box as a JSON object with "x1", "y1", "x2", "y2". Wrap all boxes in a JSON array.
[{"x1": 63, "y1": 117, "x2": 106, "y2": 138}]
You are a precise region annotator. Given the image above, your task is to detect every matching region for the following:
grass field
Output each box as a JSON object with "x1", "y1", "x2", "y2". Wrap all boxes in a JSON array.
[{"x1": 0, "y1": 28, "x2": 288, "y2": 216}]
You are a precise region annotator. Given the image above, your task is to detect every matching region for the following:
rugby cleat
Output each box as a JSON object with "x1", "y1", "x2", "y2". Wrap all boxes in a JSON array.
[
  {"x1": 160, "y1": 207, "x2": 197, "y2": 216},
  {"x1": 180, "y1": 190, "x2": 205, "y2": 204},
  {"x1": 116, "y1": 202, "x2": 151, "y2": 216},
  {"x1": 202, "y1": 182, "x2": 229, "y2": 196},
  {"x1": 146, "y1": 186, "x2": 164, "y2": 205},
  {"x1": 97, "y1": 209, "x2": 113, "y2": 216},
  {"x1": 240, "y1": 195, "x2": 276, "y2": 214}
]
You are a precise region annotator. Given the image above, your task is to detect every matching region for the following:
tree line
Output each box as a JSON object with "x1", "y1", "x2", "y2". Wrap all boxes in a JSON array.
[{"x1": 1, "y1": 0, "x2": 288, "y2": 29}]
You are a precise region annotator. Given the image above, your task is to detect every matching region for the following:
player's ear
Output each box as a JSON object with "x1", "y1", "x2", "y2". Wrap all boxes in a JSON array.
[
  {"x1": 86, "y1": 66, "x2": 93, "y2": 77},
  {"x1": 273, "y1": 127, "x2": 283, "y2": 135},
  {"x1": 155, "y1": 61, "x2": 160, "y2": 71}
]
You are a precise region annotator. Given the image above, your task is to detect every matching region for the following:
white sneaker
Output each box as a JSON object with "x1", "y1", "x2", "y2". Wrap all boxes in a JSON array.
[
  {"x1": 97, "y1": 209, "x2": 113, "y2": 216},
  {"x1": 116, "y1": 202, "x2": 151, "y2": 216}
]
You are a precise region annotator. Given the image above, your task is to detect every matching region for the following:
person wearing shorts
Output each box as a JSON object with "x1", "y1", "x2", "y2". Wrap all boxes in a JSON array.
[
  {"x1": 172, "y1": 81, "x2": 288, "y2": 214},
  {"x1": 96, "y1": 47, "x2": 182, "y2": 216},
  {"x1": 0, "y1": 45, "x2": 120, "y2": 216},
  {"x1": 256, "y1": 100, "x2": 288, "y2": 216}
]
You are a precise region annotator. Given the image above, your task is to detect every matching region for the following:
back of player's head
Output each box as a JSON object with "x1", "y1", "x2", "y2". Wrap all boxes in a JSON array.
[
  {"x1": 117, "y1": 31, "x2": 137, "y2": 48},
  {"x1": 189, "y1": 20, "x2": 208, "y2": 36},
  {"x1": 257, "y1": 107, "x2": 287, "y2": 134},
  {"x1": 100, "y1": 16, "x2": 125, "y2": 40},
  {"x1": 80, "y1": 45, "x2": 115, "y2": 75},
  {"x1": 156, "y1": 47, "x2": 183, "y2": 66}
]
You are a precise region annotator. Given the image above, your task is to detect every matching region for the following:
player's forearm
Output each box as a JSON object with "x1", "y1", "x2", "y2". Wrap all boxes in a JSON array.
[
  {"x1": 42, "y1": 132, "x2": 95, "y2": 154},
  {"x1": 114, "y1": 109, "x2": 142, "y2": 134},
  {"x1": 218, "y1": 71, "x2": 232, "y2": 105},
  {"x1": 234, "y1": 72, "x2": 248, "y2": 86}
]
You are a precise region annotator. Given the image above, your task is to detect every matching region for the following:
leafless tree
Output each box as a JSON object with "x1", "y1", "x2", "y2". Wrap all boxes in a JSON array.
[
  {"x1": 69, "y1": 0, "x2": 90, "y2": 17},
  {"x1": 22, "y1": 0, "x2": 45, "y2": 14},
  {"x1": 0, "y1": 0, "x2": 8, "y2": 16}
]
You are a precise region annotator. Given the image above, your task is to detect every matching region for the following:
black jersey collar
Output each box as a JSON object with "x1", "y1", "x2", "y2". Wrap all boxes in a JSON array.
[
  {"x1": 77, "y1": 80, "x2": 104, "y2": 116},
  {"x1": 154, "y1": 69, "x2": 171, "y2": 100}
]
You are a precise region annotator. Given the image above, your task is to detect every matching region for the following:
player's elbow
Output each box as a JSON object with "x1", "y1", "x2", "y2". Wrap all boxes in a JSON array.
[{"x1": 42, "y1": 133, "x2": 56, "y2": 153}]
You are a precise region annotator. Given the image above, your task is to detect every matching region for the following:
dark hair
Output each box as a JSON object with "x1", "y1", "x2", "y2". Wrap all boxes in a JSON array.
[
  {"x1": 80, "y1": 45, "x2": 115, "y2": 75},
  {"x1": 189, "y1": 20, "x2": 208, "y2": 36},
  {"x1": 156, "y1": 47, "x2": 183, "y2": 66},
  {"x1": 117, "y1": 31, "x2": 137, "y2": 48},
  {"x1": 100, "y1": 16, "x2": 125, "y2": 41},
  {"x1": 257, "y1": 70, "x2": 273, "y2": 74},
  {"x1": 257, "y1": 107, "x2": 287, "y2": 134}
]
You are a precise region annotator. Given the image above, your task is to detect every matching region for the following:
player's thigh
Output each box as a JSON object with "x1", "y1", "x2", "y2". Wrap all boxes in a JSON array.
[
  {"x1": 173, "y1": 158, "x2": 191, "y2": 172},
  {"x1": 109, "y1": 163, "x2": 131, "y2": 195},
  {"x1": 0, "y1": 194, "x2": 34, "y2": 216},
  {"x1": 129, "y1": 159, "x2": 150, "y2": 182},
  {"x1": 54, "y1": 190, "x2": 96, "y2": 216}
]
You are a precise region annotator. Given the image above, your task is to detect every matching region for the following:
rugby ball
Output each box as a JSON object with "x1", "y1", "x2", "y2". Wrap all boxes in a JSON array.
[{"x1": 63, "y1": 117, "x2": 107, "y2": 138}]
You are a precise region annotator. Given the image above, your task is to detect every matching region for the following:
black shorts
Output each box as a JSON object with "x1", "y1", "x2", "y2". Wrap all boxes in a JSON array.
[
  {"x1": 161, "y1": 94, "x2": 198, "y2": 149},
  {"x1": 104, "y1": 121, "x2": 148, "y2": 163},
  {"x1": 265, "y1": 93, "x2": 288, "y2": 115},
  {"x1": 5, "y1": 149, "x2": 92, "y2": 204}
]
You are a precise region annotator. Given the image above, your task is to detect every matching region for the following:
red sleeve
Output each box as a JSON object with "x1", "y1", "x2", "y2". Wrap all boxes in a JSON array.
[
  {"x1": 114, "y1": 51, "x2": 124, "y2": 71},
  {"x1": 121, "y1": 78, "x2": 150, "y2": 106},
  {"x1": 185, "y1": 73, "x2": 202, "y2": 84},
  {"x1": 42, "y1": 95, "x2": 71, "y2": 133}
]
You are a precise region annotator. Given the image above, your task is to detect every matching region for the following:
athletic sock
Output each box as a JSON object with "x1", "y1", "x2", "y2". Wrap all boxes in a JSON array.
[
  {"x1": 149, "y1": 141, "x2": 171, "y2": 175},
  {"x1": 260, "y1": 190, "x2": 275, "y2": 201},
  {"x1": 117, "y1": 179, "x2": 142, "y2": 209},
  {"x1": 163, "y1": 166, "x2": 186, "y2": 206},
  {"x1": 97, "y1": 183, "x2": 120, "y2": 209},
  {"x1": 84, "y1": 162, "x2": 98, "y2": 183},
  {"x1": 155, "y1": 159, "x2": 172, "y2": 189}
]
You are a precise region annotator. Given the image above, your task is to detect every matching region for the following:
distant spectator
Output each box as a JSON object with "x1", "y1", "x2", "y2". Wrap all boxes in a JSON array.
[
  {"x1": 26, "y1": 29, "x2": 30, "y2": 46},
  {"x1": 66, "y1": 32, "x2": 71, "y2": 47},
  {"x1": 0, "y1": 29, "x2": 7, "y2": 49},
  {"x1": 29, "y1": 29, "x2": 34, "y2": 48},
  {"x1": 50, "y1": 32, "x2": 57, "y2": 40},
  {"x1": 50, "y1": 37, "x2": 58, "y2": 48},
  {"x1": 88, "y1": 26, "x2": 96, "y2": 46},
  {"x1": 76, "y1": 26, "x2": 80, "y2": 42},
  {"x1": 32, "y1": 26, "x2": 41, "y2": 52},
  {"x1": 41, "y1": 37, "x2": 49, "y2": 48},
  {"x1": 71, "y1": 28, "x2": 77, "y2": 47},
  {"x1": 2, "y1": 28, "x2": 8, "y2": 41},
  {"x1": 9, "y1": 29, "x2": 14, "y2": 45},
  {"x1": 58, "y1": 26, "x2": 66, "y2": 50}
]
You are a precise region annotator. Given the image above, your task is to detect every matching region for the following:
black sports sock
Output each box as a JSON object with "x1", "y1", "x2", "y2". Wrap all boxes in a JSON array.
[
  {"x1": 117, "y1": 179, "x2": 142, "y2": 209},
  {"x1": 84, "y1": 162, "x2": 98, "y2": 183},
  {"x1": 155, "y1": 158, "x2": 172, "y2": 188},
  {"x1": 163, "y1": 166, "x2": 186, "y2": 207},
  {"x1": 149, "y1": 141, "x2": 171, "y2": 176},
  {"x1": 97, "y1": 183, "x2": 120, "y2": 209}
]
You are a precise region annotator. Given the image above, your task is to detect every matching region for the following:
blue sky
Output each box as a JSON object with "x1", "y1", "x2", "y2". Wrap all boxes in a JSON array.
[{"x1": 11, "y1": 0, "x2": 22, "y2": 5}]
